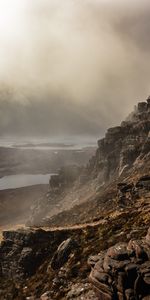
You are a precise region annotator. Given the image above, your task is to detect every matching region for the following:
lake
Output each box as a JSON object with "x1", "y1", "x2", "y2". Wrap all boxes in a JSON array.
[
  {"x1": 0, "y1": 137, "x2": 97, "y2": 150},
  {"x1": 0, "y1": 174, "x2": 55, "y2": 190}
]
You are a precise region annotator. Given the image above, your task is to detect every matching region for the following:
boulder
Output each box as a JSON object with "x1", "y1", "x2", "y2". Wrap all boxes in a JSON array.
[
  {"x1": 0, "y1": 228, "x2": 69, "y2": 281},
  {"x1": 40, "y1": 291, "x2": 52, "y2": 300},
  {"x1": 106, "y1": 243, "x2": 129, "y2": 260},
  {"x1": 137, "y1": 102, "x2": 148, "y2": 113},
  {"x1": 51, "y1": 238, "x2": 78, "y2": 270},
  {"x1": 89, "y1": 227, "x2": 150, "y2": 299},
  {"x1": 87, "y1": 255, "x2": 102, "y2": 268}
]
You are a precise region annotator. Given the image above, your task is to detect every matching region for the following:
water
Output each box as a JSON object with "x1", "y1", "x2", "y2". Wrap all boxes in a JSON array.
[
  {"x1": 0, "y1": 136, "x2": 97, "y2": 150},
  {"x1": 0, "y1": 174, "x2": 55, "y2": 190}
]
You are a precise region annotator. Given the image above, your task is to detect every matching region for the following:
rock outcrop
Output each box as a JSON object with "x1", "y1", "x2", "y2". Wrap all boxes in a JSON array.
[
  {"x1": 0, "y1": 98, "x2": 149, "y2": 299},
  {"x1": 87, "y1": 98, "x2": 150, "y2": 182},
  {"x1": 27, "y1": 98, "x2": 150, "y2": 228},
  {"x1": 49, "y1": 165, "x2": 81, "y2": 191},
  {"x1": 89, "y1": 227, "x2": 150, "y2": 300},
  {"x1": 116, "y1": 175, "x2": 150, "y2": 207},
  {"x1": 27, "y1": 165, "x2": 81, "y2": 226},
  {"x1": 0, "y1": 228, "x2": 70, "y2": 282},
  {"x1": 50, "y1": 238, "x2": 78, "y2": 270}
]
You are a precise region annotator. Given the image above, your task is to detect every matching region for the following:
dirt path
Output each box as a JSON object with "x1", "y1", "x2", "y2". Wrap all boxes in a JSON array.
[{"x1": 0, "y1": 210, "x2": 125, "y2": 241}]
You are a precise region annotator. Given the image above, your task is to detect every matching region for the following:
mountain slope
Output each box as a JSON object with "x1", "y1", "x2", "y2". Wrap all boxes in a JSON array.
[
  {"x1": 0, "y1": 97, "x2": 150, "y2": 299},
  {"x1": 29, "y1": 98, "x2": 150, "y2": 227}
]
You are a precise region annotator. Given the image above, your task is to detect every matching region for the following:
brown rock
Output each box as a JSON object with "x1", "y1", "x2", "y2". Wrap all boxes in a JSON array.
[
  {"x1": 88, "y1": 255, "x2": 103, "y2": 268},
  {"x1": 51, "y1": 238, "x2": 78, "y2": 270},
  {"x1": 116, "y1": 272, "x2": 127, "y2": 293},
  {"x1": 89, "y1": 270, "x2": 113, "y2": 295},
  {"x1": 107, "y1": 243, "x2": 128, "y2": 261},
  {"x1": 89, "y1": 227, "x2": 150, "y2": 300},
  {"x1": 94, "y1": 287, "x2": 113, "y2": 300},
  {"x1": 127, "y1": 240, "x2": 148, "y2": 261},
  {"x1": 125, "y1": 289, "x2": 134, "y2": 300},
  {"x1": 146, "y1": 228, "x2": 150, "y2": 246},
  {"x1": 117, "y1": 291, "x2": 124, "y2": 300}
]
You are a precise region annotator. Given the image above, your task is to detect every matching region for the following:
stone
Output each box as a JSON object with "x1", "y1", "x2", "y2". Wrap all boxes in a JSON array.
[
  {"x1": 88, "y1": 254, "x2": 104, "y2": 268},
  {"x1": 117, "y1": 291, "x2": 124, "y2": 300},
  {"x1": 127, "y1": 240, "x2": 148, "y2": 261},
  {"x1": 93, "y1": 286, "x2": 113, "y2": 300},
  {"x1": 140, "y1": 261, "x2": 150, "y2": 285},
  {"x1": 51, "y1": 238, "x2": 77, "y2": 270},
  {"x1": 49, "y1": 175, "x2": 61, "y2": 190},
  {"x1": 107, "y1": 243, "x2": 129, "y2": 261},
  {"x1": 117, "y1": 183, "x2": 134, "y2": 193},
  {"x1": 125, "y1": 289, "x2": 134, "y2": 300},
  {"x1": 40, "y1": 291, "x2": 52, "y2": 300},
  {"x1": 125, "y1": 263, "x2": 138, "y2": 287},
  {"x1": 116, "y1": 271, "x2": 127, "y2": 293},
  {"x1": 0, "y1": 228, "x2": 69, "y2": 281},
  {"x1": 137, "y1": 102, "x2": 147, "y2": 113},
  {"x1": 89, "y1": 228, "x2": 150, "y2": 300},
  {"x1": 103, "y1": 254, "x2": 130, "y2": 274},
  {"x1": 136, "y1": 175, "x2": 150, "y2": 190},
  {"x1": 90, "y1": 274, "x2": 113, "y2": 296},
  {"x1": 146, "y1": 228, "x2": 150, "y2": 246},
  {"x1": 87, "y1": 99, "x2": 150, "y2": 184},
  {"x1": 49, "y1": 165, "x2": 81, "y2": 191}
]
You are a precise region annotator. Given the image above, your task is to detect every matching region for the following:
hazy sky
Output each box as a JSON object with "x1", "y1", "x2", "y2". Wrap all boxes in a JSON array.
[{"x1": 0, "y1": 0, "x2": 150, "y2": 137}]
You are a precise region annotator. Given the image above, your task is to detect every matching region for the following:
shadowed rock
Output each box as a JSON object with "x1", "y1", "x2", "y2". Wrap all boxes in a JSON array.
[
  {"x1": 89, "y1": 227, "x2": 150, "y2": 299},
  {"x1": 50, "y1": 238, "x2": 78, "y2": 270}
]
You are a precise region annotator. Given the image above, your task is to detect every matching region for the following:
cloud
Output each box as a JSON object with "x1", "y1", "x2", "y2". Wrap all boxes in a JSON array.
[{"x1": 0, "y1": 0, "x2": 150, "y2": 137}]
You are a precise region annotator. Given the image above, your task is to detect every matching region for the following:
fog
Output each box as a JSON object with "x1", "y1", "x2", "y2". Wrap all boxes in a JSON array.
[{"x1": 0, "y1": 0, "x2": 150, "y2": 137}]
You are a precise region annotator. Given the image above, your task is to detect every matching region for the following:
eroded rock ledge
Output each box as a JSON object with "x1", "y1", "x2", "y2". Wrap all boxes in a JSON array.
[
  {"x1": 0, "y1": 228, "x2": 70, "y2": 281},
  {"x1": 87, "y1": 98, "x2": 150, "y2": 181},
  {"x1": 89, "y1": 227, "x2": 150, "y2": 300}
]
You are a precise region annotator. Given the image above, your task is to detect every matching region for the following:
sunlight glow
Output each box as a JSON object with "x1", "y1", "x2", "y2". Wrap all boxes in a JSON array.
[{"x1": 0, "y1": 0, "x2": 25, "y2": 39}]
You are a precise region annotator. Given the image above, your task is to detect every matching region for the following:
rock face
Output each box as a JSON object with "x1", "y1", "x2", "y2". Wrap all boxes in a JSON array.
[
  {"x1": 50, "y1": 238, "x2": 78, "y2": 270},
  {"x1": 27, "y1": 98, "x2": 150, "y2": 228},
  {"x1": 87, "y1": 98, "x2": 150, "y2": 182},
  {"x1": 49, "y1": 165, "x2": 81, "y2": 191},
  {"x1": 0, "y1": 98, "x2": 149, "y2": 299},
  {"x1": 116, "y1": 175, "x2": 150, "y2": 207},
  {"x1": 27, "y1": 165, "x2": 81, "y2": 226},
  {"x1": 0, "y1": 228, "x2": 70, "y2": 282},
  {"x1": 89, "y1": 228, "x2": 150, "y2": 300}
]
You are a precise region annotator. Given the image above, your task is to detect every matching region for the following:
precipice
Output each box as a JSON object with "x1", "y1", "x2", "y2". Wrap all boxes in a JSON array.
[
  {"x1": 27, "y1": 98, "x2": 150, "y2": 227},
  {"x1": 87, "y1": 98, "x2": 150, "y2": 183}
]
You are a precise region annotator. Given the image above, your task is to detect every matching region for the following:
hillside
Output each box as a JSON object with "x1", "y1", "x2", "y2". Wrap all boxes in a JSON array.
[
  {"x1": 29, "y1": 98, "x2": 150, "y2": 227},
  {"x1": 0, "y1": 98, "x2": 150, "y2": 299}
]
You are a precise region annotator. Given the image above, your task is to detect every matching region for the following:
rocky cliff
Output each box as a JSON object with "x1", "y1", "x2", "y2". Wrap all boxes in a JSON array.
[
  {"x1": 0, "y1": 174, "x2": 149, "y2": 299},
  {"x1": 28, "y1": 98, "x2": 150, "y2": 227},
  {"x1": 87, "y1": 98, "x2": 150, "y2": 182},
  {"x1": 0, "y1": 98, "x2": 150, "y2": 299}
]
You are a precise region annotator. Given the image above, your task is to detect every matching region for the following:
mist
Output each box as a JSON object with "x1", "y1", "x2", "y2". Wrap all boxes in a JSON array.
[{"x1": 0, "y1": 0, "x2": 150, "y2": 137}]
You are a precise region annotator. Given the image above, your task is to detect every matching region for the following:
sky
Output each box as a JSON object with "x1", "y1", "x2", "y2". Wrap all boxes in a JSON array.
[{"x1": 0, "y1": 0, "x2": 150, "y2": 137}]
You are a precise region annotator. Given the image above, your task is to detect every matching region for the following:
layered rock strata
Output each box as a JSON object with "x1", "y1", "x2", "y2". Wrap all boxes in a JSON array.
[
  {"x1": 87, "y1": 98, "x2": 150, "y2": 182},
  {"x1": 0, "y1": 229, "x2": 70, "y2": 282},
  {"x1": 89, "y1": 228, "x2": 150, "y2": 300}
]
